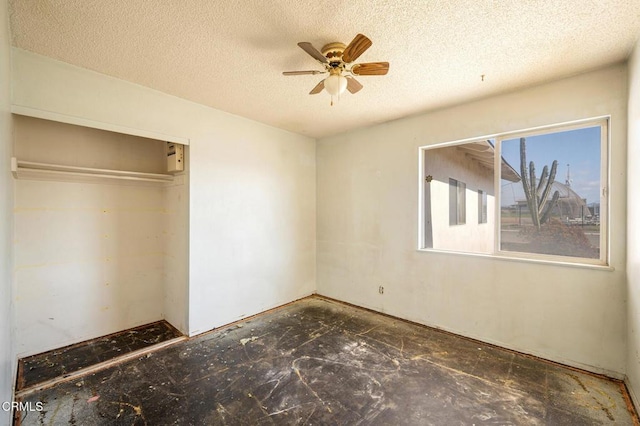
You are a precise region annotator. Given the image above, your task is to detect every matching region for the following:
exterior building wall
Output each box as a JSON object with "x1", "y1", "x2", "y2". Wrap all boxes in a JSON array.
[{"x1": 424, "y1": 144, "x2": 494, "y2": 253}]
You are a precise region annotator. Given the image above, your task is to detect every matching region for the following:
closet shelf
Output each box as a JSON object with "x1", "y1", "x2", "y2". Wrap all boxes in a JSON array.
[{"x1": 11, "y1": 158, "x2": 175, "y2": 185}]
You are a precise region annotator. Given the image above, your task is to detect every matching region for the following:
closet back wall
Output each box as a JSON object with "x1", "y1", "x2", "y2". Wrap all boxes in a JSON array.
[{"x1": 14, "y1": 116, "x2": 170, "y2": 356}]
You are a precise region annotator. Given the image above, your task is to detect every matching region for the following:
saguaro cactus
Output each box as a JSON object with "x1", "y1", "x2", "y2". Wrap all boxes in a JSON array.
[{"x1": 520, "y1": 137, "x2": 560, "y2": 231}]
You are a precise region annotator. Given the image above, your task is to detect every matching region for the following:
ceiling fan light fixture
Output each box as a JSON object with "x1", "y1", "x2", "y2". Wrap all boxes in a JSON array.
[{"x1": 324, "y1": 74, "x2": 348, "y2": 97}]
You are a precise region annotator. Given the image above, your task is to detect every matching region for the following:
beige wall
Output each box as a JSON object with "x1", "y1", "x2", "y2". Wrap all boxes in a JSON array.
[
  {"x1": 317, "y1": 64, "x2": 628, "y2": 377},
  {"x1": 627, "y1": 39, "x2": 640, "y2": 408},
  {"x1": 12, "y1": 48, "x2": 316, "y2": 340},
  {"x1": 0, "y1": 0, "x2": 13, "y2": 421}
]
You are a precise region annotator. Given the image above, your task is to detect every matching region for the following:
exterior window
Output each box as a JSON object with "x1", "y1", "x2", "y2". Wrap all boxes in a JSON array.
[
  {"x1": 478, "y1": 190, "x2": 487, "y2": 224},
  {"x1": 419, "y1": 118, "x2": 608, "y2": 266},
  {"x1": 449, "y1": 178, "x2": 466, "y2": 225},
  {"x1": 499, "y1": 126, "x2": 602, "y2": 260}
]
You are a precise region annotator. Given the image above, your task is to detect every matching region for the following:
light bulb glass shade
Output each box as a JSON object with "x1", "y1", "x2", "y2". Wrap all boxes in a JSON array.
[{"x1": 324, "y1": 74, "x2": 348, "y2": 96}]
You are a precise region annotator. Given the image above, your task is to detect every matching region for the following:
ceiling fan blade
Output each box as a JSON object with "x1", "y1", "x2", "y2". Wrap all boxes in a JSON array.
[
  {"x1": 342, "y1": 33, "x2": 372, "y2": 63},
  {"x1": 282, "y1": 70, "x2": 324, "y2": 76},
  {"x1": 309, "y1": 79, "x2": 325, "y2": 95},
  {"x1": 351, "y1": 62, "x2": 389, "y2": 76},
  {"x1": 346, "y1": 76, "x2": 363, "y2": 94},
  {"x1": 298, "y1": 42, "x2": 328, "y2": 64}
]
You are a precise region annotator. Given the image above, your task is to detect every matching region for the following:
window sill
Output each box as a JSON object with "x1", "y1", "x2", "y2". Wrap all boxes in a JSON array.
[{"x1": 416, "y1": 248, "x2": 614, "y2": 271}]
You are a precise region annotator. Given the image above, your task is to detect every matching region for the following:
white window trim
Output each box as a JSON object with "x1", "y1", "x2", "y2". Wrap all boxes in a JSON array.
[{"x1": 417, "y1": 116, "x2": 610, "y2": 269}]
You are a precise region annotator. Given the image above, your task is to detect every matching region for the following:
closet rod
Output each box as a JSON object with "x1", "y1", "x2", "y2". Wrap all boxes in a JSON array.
[{"x1": 11, "y1": 158, "x2": 174, "y2": 184}]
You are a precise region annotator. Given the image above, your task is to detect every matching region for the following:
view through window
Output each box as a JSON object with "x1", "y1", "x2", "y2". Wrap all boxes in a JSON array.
[
  {"x1": 500, "y1": 126, "x2": 602, "y2": 259},
  {"x1": 420, "y1": 119, "x2": 607, "y2": 265}
]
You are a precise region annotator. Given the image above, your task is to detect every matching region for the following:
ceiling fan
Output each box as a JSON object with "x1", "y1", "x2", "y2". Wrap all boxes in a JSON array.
[{"x1": 283, "y1": 34, "x2": 389, "y2": 105}]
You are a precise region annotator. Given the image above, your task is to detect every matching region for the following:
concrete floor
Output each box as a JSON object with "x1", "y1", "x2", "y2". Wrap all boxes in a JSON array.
[{"x1": 16, "y1": 297, "x2": 638, "y2": 425}]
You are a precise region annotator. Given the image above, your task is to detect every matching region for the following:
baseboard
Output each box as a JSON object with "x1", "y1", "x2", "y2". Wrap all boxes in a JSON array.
[{"x1": 625, "y1": 376, "x2": 640, "y2": 419}]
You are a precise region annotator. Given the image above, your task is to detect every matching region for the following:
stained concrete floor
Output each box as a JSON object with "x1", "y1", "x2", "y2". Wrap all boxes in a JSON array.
[{"x1": 16, "y1": 297, "x2": 638, "y2": 425}]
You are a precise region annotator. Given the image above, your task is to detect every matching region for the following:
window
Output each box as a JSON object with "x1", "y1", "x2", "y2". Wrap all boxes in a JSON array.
[
  {"x1": 449, "y1": 178, "x2": 466, "y2": 225},
  {"x1": 419, "y1": 118, "x2": 608, "y2": 266},
  {"x1": 478, "y1": 190, "x2": 487, "y2": 224}
]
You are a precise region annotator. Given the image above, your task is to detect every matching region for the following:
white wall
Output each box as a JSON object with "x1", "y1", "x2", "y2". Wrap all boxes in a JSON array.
[
  {"x1": 627, "y1": 39, "x2": 640, "y2": 408},
  {"x1": 14, "y1": 181, "x2": 167, "y2": 355},
  {"x1": 163, "y1": 148, "x2": 189, "y2": 334},
  {"x1": 12, "y1": 48, "x2": 316, "y2": 339},
  {"x1": 0, "y1": 0, "x2": 14, "y2": 421},
  {"x1": 317, "y1": 64, "x2": 628, "y2": 377}
]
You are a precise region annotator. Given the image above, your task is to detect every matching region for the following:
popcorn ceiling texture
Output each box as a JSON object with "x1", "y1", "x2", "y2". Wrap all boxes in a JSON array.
[{"x1": 8, "y1": 0, "x2": 640, "y2": 138}]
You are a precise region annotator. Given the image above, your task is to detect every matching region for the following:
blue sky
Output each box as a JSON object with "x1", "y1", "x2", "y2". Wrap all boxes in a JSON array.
[{"x1": 500, "y1": 126, "x2": 601, "y2": 206}]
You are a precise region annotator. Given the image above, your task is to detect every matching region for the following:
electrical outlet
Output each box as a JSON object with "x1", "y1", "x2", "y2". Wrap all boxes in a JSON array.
[{"x1": 378, "y1": 286, "x2": 384, "y2": 294}]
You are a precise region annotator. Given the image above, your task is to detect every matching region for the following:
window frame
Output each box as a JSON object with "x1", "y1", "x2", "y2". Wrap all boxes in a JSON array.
[{"x1": 417, "y1": 116, "x2": 610, "y2": 268}]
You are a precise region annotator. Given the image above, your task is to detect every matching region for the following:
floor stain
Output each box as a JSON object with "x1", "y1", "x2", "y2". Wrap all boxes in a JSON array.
[{"x1": 14, "y1": 298, "x2": 639, "y2": 425}]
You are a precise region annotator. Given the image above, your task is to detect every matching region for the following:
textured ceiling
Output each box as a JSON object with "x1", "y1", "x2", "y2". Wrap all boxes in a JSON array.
[{"x1": 9, "y1": 0, "x2": 640, "y2": 139}]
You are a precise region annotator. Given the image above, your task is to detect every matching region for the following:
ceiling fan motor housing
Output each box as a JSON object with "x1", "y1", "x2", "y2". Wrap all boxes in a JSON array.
[{"x1": 321, "y1": 42, "x2": 347, "y2": 68}]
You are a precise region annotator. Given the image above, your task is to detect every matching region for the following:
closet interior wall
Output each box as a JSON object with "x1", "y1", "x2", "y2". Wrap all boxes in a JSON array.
[{"x1": 13, "y1": 115, "x2": 188, "y2": 357}]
